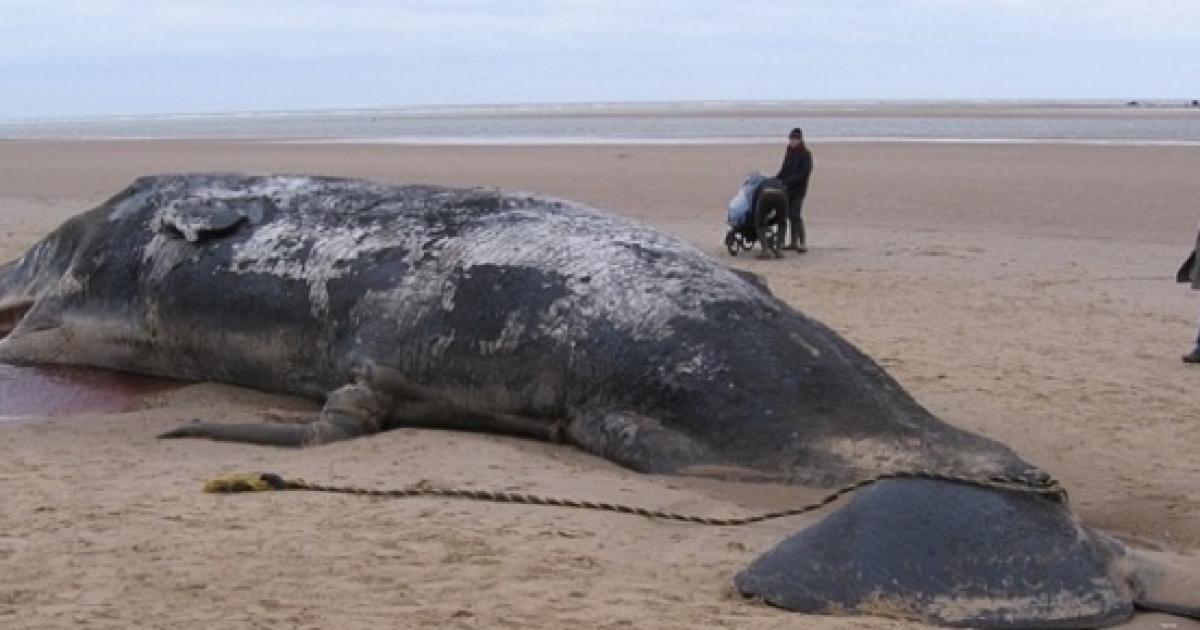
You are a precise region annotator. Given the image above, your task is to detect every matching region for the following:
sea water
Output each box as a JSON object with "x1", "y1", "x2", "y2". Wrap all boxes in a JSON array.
[{"x1": 2, "y1": 101, "x2": 1199, "y2": 144}]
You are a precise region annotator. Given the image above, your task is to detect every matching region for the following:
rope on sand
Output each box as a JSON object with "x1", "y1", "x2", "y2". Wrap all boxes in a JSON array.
[{"x1": 203, "y1": 470, "x2": 1067, "y2": 527}]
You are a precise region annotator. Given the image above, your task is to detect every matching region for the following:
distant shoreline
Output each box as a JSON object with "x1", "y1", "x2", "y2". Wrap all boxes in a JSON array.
[
  {"x1": 2, "y1": 101, "x2": 1198, "y2": 143},
  {"x1": 4, "y1": 98, "x2": 1200, "y2": 125},
  {"x1": 273, "y1": 136, "x2": 1200, "y2": 147},
  {"x1": 4, "y1": 137, "x2": 1200, "y2": 147}
]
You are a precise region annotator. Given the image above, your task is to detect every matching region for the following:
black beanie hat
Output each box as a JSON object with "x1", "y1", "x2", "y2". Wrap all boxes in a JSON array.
[{"x1": 788, "y1": 128, "x2": 804, "y2": 140}]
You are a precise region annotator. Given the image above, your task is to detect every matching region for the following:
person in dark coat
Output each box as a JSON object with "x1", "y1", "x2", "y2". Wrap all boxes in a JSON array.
[
  {"x1": 1177, "y1": 227, "x2": 1200, "y2": 363},
  {"x1": 776, "y1": 127, "x2": 814, "y2": 252}
]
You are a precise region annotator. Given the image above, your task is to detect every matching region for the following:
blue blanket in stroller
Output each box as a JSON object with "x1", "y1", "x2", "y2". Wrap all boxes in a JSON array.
[
  {"x1": 728, "y1": 172, "x2": 787, "y2": 230},
  {"x1": 724, "y1": 172, "x2": 788, "y2": 256},
  {"x1": 727, "y1": 172, "x2": 766, "y2": 228}
]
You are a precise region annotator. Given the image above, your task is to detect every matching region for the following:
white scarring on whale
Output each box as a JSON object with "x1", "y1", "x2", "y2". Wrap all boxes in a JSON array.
[{"x1": 0, "y1": 173, "x2": 1196, "y2": 628}]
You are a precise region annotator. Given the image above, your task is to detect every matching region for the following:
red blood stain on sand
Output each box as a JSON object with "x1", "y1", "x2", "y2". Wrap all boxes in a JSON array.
[{"x1": 0, "y1": 363, "x2": 180, "y2": 419}]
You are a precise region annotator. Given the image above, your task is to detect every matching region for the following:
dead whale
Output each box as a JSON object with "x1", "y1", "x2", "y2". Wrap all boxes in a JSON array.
[{"x1": 0, "y1": 174, "x2": 1194, "y2": 627}]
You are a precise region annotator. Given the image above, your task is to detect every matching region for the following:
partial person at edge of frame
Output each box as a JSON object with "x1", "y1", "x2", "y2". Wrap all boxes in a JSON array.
[{"x1": 1176, "y1": 224, "x2": 1200, "y2": 363}]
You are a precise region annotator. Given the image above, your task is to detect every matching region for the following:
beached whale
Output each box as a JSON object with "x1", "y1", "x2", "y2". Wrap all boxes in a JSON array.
[{"x1": 0, "y1": 174, "x2": 1195, "y2": 627}]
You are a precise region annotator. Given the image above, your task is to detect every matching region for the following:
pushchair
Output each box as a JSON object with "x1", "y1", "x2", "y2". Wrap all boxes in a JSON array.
[{"x1": 725, "y1": 172, "x2": 788, "y2": 258}]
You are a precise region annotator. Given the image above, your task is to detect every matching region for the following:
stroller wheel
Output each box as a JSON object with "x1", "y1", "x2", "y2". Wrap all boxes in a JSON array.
[{"x1": 725, "y1": 229, "x2": 739, "y2": 256}]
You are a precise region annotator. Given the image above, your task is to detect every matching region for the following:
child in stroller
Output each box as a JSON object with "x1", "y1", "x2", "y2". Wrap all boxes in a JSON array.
[{"x1": 725, "y1": 172, "x2": 788, "y2": 258}]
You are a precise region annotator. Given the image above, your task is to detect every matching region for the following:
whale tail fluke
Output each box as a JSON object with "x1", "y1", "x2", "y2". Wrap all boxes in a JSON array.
[{"x1": 734, "y1": 478, "x2": 1161, "y2": 628}]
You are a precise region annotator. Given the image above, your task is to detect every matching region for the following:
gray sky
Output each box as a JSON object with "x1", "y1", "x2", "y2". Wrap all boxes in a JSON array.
[{"x1": 1, "y1": 0, "x2": 1198, "y2": 119}]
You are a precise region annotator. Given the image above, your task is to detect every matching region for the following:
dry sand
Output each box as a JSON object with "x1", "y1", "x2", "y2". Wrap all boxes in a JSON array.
[{"x1": 1, "y1": 139, "x2": 1199, "y2": 629}]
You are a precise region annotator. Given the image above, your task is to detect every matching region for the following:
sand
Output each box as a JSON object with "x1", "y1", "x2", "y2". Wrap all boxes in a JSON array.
[{"x1": 1, "y1": 139, "x2": 1198, "y2": 629}]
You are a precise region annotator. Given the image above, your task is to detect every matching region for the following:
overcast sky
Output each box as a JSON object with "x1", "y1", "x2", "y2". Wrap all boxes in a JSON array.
[{"x1": 1, "y1": 0, "x2": 1197, "y2": 119}]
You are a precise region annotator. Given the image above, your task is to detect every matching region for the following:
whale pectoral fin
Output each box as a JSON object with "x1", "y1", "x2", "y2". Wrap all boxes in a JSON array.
[
  {"x1": 735, "y1": 479, "x2": 1136, "y2": 628},
  {"x1": 158, "y1": 383, "x2": 390, "y2": 447},
  {"x1": 157, "y1": 420, "x2": 316, "y2": 446},
  {"x1": 1126, "y1": 549, "x2": 1200, "y2": 619}
]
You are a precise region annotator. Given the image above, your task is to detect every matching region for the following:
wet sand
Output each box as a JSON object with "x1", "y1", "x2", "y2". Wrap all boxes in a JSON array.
[{"x1": 1, "y1": 139, "x2": 1199, "y2": 628}]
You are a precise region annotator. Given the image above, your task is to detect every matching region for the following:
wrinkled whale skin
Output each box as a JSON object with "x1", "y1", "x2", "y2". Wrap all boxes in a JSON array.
[
  {"x1": 1, "y1": 174, "x2": 1195, "y2": 628},
  {"x1": 0, "y1": 173, "x2": 1033, "y2": 484}
]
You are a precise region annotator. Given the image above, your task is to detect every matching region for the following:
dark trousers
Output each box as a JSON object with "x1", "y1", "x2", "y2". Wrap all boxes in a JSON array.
[{"x1": 787, "y1": 192, "x2": 807, "y2": 245}]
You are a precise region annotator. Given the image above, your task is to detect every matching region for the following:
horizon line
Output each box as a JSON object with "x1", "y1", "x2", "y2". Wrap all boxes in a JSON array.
[{"x1": 4, "y1": 97, "x2": 1199, "y2": 125}]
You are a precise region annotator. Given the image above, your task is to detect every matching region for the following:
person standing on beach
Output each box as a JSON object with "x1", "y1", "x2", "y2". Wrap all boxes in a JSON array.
[
  {"x1": 1177, "y1": 225, "x2": 1200, "y2": 363},
  {"x1": 776, "y1": 128, "x2": 814, "y2": 252}
]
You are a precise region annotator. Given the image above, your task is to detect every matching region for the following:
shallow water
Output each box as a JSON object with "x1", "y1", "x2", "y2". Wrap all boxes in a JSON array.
[
  {"x1": 3, "y1": 101, "x2": 1199, "y2": 143},
  {"x1": 0, "y1": 363, "x2": 178, "y2": 419}
]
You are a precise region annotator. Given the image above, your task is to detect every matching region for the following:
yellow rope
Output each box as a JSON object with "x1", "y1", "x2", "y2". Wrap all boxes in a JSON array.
[{"x1": 204, "y1": 472, "x2": 287, "y2": 493}]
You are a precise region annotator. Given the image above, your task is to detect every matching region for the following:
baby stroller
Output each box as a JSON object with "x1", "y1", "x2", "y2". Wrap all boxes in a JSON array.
[{"x1": 725, "y1": 172, "x2": 788, "y2": 258}]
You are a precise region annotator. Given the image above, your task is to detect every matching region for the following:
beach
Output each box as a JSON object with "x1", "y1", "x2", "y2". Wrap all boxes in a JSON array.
[{"x1": 1, "y1": 138, "x2": 1199, "y2": 628}]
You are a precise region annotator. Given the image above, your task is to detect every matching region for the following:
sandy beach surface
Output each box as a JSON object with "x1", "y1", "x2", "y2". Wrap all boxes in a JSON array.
[{"x1": 1, "y1": 139, "x2": 1199, "y2": 629}]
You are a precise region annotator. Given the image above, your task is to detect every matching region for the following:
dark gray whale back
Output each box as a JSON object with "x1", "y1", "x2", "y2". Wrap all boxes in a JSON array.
[
  {"x1": 1, "y1": 174, "x2": 1195, "y2": 628},
  {"x1": 0, "y1": 173, "x2": 1036, "y2": 485}
]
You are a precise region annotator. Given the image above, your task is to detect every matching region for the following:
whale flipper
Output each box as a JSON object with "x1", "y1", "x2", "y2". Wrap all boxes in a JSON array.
[
  {"x1": 735, "y1": 479, "x2": 1138, "y2": 628},
  {"x1": 159, "y1": 381, "x2": 390, "y2": 446}
]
